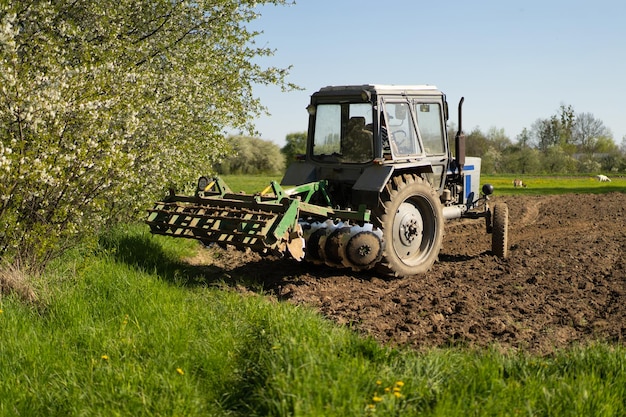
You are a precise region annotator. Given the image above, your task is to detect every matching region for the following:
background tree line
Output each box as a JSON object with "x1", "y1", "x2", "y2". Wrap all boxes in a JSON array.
[
  {"x1": 216, "y1": 132, "x2": 305, "y2": 175},
  {"x1": 223, "y1": 105, "x2": 626, "y2": 176},
  {"x1": 456, "y1": 105, "x2": 625, "y2": 175}
]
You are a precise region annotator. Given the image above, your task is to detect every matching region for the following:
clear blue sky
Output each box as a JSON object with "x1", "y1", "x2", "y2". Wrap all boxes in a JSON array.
[{"x1": 248, "y1": 0, "x2": 626, "y2": 147}]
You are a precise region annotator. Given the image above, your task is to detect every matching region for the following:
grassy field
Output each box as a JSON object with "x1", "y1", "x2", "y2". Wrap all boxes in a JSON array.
[
  {"x1": 483, "y1": 174, "x2": 626, "y2": 196},
  {"x1": 221, "y1": 174, "x2": 283, "y2": 194},
  {"x1": 1, "y1": 225, "x2": 625, "y2": 416},
  {"x1": 220, "y1": 173, "x2": 626, "y2": 196},
  {"x1": 1, "y1": 175, "x2": 625, "y2": 416}
]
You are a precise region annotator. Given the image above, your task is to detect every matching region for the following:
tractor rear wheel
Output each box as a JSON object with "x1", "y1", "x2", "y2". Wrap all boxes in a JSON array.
[
  {"x1": 491, "y1": 203, "x2": 509, "y2": 258},
  {"x1": 375, "y1": 174, "x2": 444, "y2": 276}
]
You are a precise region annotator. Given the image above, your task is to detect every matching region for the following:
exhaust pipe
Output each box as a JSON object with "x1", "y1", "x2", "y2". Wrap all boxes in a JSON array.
[{"x1": 455, "y1": 97, "x2": 465, "y2": 172}]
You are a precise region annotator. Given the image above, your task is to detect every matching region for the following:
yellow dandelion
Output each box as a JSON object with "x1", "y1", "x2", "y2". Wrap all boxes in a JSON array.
[
  {"x1": 101, "y1": 355, "x2": 109, "y2": 360},
  {"x1": 384, "y1": 387, "x2": 391, "y2": 393},
  {"x1": 176, "y1": 368, "x2": 185, "y2": 375},
  {"x1": 394, "y1": 392, "x2": 403, "y2": 399},
  {"x1": 395, "y1": 381, "x2": 405, "y2": 387},
  {"x1": 0, "y1": 309, "x2": 3, "y2": 314},
  {"x1": 393, "y1": 386, "x2": 401, "y2": 392},
  {"x1": 376, "y1": 380, "x2": 382, "y2": 385},
  {"x1": 367, "y1": 404, "x2": 376, "y2": 410},
  {"x1": 372, "y1": 395, "x2": 383, "y2": 403}
]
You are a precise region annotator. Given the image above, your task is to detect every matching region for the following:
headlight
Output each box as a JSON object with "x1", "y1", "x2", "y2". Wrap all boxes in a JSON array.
[{"x1": 197, "y1": 176, "x2": 209, "y2": 191}]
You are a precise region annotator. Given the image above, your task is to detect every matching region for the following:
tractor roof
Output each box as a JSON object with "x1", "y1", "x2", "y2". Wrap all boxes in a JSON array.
[{"x1": 315, "y1": 84, "x2": 442, "y2": 97}]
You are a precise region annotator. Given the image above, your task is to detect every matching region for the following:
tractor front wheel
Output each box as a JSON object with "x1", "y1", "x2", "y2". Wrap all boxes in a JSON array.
[{"x1": 375, "y1": 174, "x2": 444, "y2": 277}]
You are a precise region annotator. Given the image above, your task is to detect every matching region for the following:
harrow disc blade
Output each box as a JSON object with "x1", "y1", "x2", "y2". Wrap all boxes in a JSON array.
[
  {"x1": 286, "y1": 224, "x2": 306, "y2": 261},
  {"x1": 344, "y1": 231, "x2": 383, "y2": 270},
  {"x1": 323, "y1": 223, "x2": 351, "y2": 268}
]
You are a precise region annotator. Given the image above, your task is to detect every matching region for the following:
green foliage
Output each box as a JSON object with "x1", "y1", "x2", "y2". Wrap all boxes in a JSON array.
[
  {"x1": 465, "y1": 127, "x2": 490, "y2": 157},
  {"x1": 467, "y1": 105, "x2": 626, "y2": 175},
  {"x1": 532, "y1": 116, "x2": 560, "y2": 153},
  {"x1": 540, "y1": 146, "x2": 578, "y2": 174},
  {"x1": 573, "y1": 112, "x2": 612, "y2": 153},
  {"x1": 281, "y1": 131, "x2": 307, "y2": 167},
  {"x1": 501, "y1": 145, "x2": 542, "y2": 175},
  {"x1": 1, "y1": 227, "x2": 625, "y2": 416},
  {"x1": 0, "y1": 0, "x2": 294, "y2": 267},
  {"x1": 216, "y1": 136, "x2": 285, "y2": 175}
]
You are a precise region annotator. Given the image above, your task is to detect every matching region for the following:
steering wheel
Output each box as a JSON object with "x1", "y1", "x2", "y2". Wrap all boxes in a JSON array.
[{"x1": 392, "y1": 130, "x2": 409, "y2": 148}]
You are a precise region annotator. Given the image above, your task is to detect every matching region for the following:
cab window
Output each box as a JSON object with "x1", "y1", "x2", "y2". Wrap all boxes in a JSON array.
[{"x1": 415, "y1": 103, "x2": 445, "y2": 155}]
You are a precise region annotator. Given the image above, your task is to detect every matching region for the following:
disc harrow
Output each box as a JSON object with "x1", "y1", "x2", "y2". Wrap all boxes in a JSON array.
[
  {"x1": 301, "y1": 221, "x2": 384, "y2": 271},
  {"x1": 147, "y1": 197, "x2": 295, "y2": 254},
  {"x1": 146, "y1": 177, "x2": 376, "y2": 268}
]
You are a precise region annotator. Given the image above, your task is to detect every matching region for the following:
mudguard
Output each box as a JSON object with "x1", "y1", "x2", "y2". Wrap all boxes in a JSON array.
[{"x1": 280, "y1": 161, "x2": 317, "y2": 186}]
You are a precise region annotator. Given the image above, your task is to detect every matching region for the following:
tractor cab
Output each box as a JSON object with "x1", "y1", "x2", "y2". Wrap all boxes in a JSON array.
[{"x1": 283, "y1": 84, "x2": 455, "y2": 208}]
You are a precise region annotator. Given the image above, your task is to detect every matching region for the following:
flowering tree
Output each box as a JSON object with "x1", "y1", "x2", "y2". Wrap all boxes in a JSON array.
[{"x1": 0, "y1": 0, "x2": 294, "y2": 267}]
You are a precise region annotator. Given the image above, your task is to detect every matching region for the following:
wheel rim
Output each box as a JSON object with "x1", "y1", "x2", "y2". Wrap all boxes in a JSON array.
[{"x1": 391, "y1": 198, "x2": 436, "y2": 265}]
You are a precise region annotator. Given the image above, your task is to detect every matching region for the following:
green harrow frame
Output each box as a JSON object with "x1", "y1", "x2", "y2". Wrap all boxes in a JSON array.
[{"x1": 146, "y1": 177, "x2": 371, "y2": 259}]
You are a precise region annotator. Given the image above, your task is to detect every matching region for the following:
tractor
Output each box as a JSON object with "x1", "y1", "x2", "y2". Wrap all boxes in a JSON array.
[{"x1": 146, "y1": 84, "x2": 509, "y2": 277}]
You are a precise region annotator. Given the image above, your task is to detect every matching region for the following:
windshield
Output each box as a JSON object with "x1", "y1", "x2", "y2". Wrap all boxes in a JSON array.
[{"x1": 311, "y1": 102, "x2": 373, "y2": 163}]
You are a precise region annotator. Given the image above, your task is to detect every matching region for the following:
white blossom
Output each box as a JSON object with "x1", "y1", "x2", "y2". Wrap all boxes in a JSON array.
[{"x1": 0, "y1": 0, "x2": 294, "y2": 266}]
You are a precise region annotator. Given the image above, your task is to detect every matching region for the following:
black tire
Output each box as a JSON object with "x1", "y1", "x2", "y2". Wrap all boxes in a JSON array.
[
  {"x1": 375, "y1": 174, "x2": 444, "y2": 276},
  {"x1": 491, "y1": 203, "x2": 509, "y2": 258}
]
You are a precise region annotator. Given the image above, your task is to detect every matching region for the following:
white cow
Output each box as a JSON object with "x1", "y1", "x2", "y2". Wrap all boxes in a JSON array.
[{"x1": 596, "y1": 175, "x2": 611, "y2": 182}]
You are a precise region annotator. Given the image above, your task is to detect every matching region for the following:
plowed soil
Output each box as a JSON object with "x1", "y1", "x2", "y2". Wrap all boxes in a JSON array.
[{"x1": 187, "y1": 193, "x2": 626, "y2": 354}]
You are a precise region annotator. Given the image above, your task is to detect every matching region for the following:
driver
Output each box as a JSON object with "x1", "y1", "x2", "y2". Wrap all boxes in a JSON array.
[{"x1": 366, "y1": 115, "x2": 397, "y2": 156}]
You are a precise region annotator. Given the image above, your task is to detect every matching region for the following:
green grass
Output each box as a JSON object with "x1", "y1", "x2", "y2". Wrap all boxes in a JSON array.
[
  {"x1": 222, "y1": 174, "x2": 282, "y2": 194},
  {"x1": 484, "y1": 174, "x2": 626, "y2": 195},
  {"x1": 1, "y1": 225, "x2": 625, "y2": 416},
  {"x1": 220, "y1": 173, "x2": 626, "y2": 196}
]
